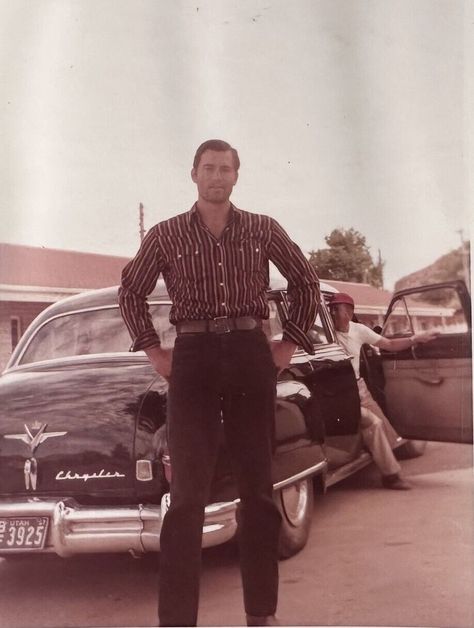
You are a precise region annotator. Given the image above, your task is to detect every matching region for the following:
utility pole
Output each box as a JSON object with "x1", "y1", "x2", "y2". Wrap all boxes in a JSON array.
[
  {"x1": 139, "y1": 202, "x2": 145, "y2": 243},
  {"x1": 456, "y1": 229, "x2": 470, "y2": 290},
  {"x1": 378, "y1": 248, "x2": 384, "y2": 289}
]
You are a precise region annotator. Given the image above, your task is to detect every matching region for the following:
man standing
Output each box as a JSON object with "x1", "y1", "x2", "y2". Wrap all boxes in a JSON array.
[
  {"x1": 119, "y1": 139, "x2": 320, "y2": 627},
  {"x1": 329, "y1": 292, "x2": 437, "y2": 490}
]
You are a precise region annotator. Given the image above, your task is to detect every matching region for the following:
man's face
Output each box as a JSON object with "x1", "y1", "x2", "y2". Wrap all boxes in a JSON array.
[
  {"x1": 191, "y1": 149, "x2": 238, "y2": 204},
  {"x1": 331, "y1": 303, "x2": 354, "y2": 332}
]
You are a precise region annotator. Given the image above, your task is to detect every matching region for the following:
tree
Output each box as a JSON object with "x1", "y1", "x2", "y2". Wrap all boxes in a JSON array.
[{"x1": 309, "y1": 228, "x2": 385, "y2": 288}]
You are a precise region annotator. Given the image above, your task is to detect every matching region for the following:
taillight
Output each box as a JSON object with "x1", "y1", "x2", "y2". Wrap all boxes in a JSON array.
[{"x1": 136, "y1": 459, "x2": 153, "y2": 481}]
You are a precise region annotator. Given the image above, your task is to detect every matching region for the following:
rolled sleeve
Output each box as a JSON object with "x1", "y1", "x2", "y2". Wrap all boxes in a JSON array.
[
  {"x1": 269, "y1": 218, "x2": 320, "y2": 354},
  {"x1": 118, "y1": 228, "x2": 163, "y2": 352},
  {"x1": 282, "y1": 320, "x2": 316, "y2": 355}
]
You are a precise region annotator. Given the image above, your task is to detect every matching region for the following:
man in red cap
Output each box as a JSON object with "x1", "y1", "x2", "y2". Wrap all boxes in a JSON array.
[{"x1": 329, "y1": 292, "x2": 437, "y2": 489}]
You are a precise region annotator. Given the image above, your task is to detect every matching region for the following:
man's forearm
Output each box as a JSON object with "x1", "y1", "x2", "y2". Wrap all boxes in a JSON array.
[{"x1": 380, "y1": 330, "x2": 438, "y2": 352}]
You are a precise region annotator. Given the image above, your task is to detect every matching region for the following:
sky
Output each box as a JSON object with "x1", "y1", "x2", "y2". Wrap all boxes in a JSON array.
[{"x1": 1, "y1": 0, "x2": 470, "y2": 289}]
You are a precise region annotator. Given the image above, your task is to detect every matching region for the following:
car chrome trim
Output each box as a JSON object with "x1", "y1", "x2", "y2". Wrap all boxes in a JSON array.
[
  {"x1": 272, "y1": 460, "x2": 327, "y2": 491},
  {"x1": 0, "y1": 498, "x2": 238, "y2": 556},
  {"x1": 5, "y1": 352, "x2": 152, "y2": 374},
  {"x1": 55, "y1": 469, "x2": 126, "y2": 482},
  {"x1": 324, "y1": 438, "x2": 405, "y2": 488},
  {"x1": 4, "y1": 423, "x2": 67, "y2": 454},
  {"x1": 24, "y1": 458, "x2": 38, "y2": 491},
  {"x1": 325, "y1": 452, "x2": 373, "y2": 487}
]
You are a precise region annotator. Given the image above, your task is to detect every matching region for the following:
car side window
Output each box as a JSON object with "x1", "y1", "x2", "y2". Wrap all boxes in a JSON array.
[
  {"x1": 150, "y1": 304, "x2": 176, "y2": 348},
  {"x1": 306, "y1": 310, "x2": 331, "y2": 346},
  {"x1": 383, "y1": 287, "x2": 469, "y2": 337},
  {"x1": 262, "y1": 300, "x2": 284, "y2": 340}
]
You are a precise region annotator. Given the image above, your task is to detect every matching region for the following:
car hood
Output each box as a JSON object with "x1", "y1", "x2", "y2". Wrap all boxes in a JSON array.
[{"x1": 0, "y1": 359, "x2": 167, "y2": 499}]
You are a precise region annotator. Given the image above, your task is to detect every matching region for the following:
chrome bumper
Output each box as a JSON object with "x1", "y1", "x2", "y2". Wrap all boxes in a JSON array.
[{"x1": 0, "y1": 494, "x2": 238, "y2": 557}]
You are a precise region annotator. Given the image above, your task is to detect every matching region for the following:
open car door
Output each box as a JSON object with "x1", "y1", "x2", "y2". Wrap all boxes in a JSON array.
[{"x1": 379, "y1": 280, "x2": 472, "y2": 443}]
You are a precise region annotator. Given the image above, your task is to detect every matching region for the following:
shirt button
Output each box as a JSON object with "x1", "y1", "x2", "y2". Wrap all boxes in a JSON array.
[
  {"x1": 216, "y1": 243, "x2": 220, "y2": 246},
  {"x1": 218, "y1": 262, "x2": 222, "y2": 266},
  {"x1": 221, "y1": 302, "x2": 226, "y2": 306},
  {"x1": 220, "y1": 282, "x2": 224, "y2": 286}
]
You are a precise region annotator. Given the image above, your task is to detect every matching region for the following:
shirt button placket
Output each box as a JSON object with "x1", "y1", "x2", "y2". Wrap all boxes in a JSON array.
[{"x1": 216, "y1": 242, "x2": 225, "y2": 311}]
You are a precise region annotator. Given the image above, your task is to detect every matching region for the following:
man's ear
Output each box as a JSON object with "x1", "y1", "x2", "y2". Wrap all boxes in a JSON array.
[{"x1": 191, "y1": 168, "x2": 197, "y2": 183}]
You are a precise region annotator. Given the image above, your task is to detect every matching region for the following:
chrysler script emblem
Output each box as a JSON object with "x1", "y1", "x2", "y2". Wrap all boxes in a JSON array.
[{"x1": 4, "y1": 422, "x2": 67, "y2": 454}]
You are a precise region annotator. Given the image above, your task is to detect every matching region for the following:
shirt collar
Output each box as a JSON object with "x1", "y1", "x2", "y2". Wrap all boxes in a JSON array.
[{"x1": 188, "y1": 203, "x2": 242, "y2": 227}]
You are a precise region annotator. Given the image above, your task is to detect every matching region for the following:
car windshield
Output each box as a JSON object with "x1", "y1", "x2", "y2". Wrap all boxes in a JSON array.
[{"x1": 18, "y1": 304, "x2": 175, "y2": 365}]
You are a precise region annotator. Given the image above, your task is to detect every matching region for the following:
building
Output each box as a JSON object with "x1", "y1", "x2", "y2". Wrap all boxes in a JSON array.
[
  {"x1": 2, "y1": 243, "x2": 453, "y2": 372},
  {"x1": 0, "y1": 243, "x2": 129, "y2": 371},
  {"x1": 324, "y1": 279, "x2": 460, "y2": 335},
  {"x1": 322, "y1": 280, "x2": 393, "y2": 329}
]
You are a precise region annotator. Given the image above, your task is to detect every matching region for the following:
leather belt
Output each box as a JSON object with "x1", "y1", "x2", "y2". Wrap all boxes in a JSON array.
[{"x1": 176, "y1": 316, "x2": 262, "y2": 335}]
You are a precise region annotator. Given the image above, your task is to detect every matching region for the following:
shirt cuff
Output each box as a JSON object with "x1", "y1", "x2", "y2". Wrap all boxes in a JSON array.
[
  {"x1": 282, "y1": 320, "x2": 315, "y2": 355},
  {"x1": 130, "y1": 328, "x2": 161, "y2": 352}
]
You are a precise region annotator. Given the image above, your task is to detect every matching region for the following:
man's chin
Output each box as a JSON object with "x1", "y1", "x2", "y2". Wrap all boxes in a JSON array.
[{"x1": 204, "y1": 191, "x2": 230, "y2": 203}]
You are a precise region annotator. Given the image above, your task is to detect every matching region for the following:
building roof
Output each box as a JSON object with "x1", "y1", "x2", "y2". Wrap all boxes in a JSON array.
[
  {"x1": 0, "y1": 243, "x2": 129, "y2": 290},
  {"x1": 322, "y1": 279, "x2": 393, "y2": 309}
]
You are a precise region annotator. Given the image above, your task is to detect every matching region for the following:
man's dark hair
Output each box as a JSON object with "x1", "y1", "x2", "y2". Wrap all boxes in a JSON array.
[{"x1": 193, "y1": 139, "x2": 240, "y2": 171}]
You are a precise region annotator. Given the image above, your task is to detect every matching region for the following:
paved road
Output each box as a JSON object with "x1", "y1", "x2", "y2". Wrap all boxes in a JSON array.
[{"x1": 0, "y1": 442, "x2": 472, "y2": 628}]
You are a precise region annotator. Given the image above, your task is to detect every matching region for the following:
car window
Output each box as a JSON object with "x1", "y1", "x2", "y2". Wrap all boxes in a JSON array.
[
  {"x1": 306, "y1": 310, "x2": 331, "y2": 347},
  {"x1": 18, "y1": 304, "x2": 173, "y2": 364},
  {"x1": 262, "y1": 300, "x2": 284, "y2": 340},
  {"x1": 383, "y1": 286, "x2": 469, "y2": 337}
]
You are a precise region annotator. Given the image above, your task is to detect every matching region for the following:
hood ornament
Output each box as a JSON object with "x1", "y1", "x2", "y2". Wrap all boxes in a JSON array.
[{"x1": 4, "y1": 422, "x2": 67, "y2": 455}]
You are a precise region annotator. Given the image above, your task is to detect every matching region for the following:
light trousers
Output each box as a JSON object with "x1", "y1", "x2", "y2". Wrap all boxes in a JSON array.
[{"x1": 357, "y1": 378, "x2": 401, "y2": 477}]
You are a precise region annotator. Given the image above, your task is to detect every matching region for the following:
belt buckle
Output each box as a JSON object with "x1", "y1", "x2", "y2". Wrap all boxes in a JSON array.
[{"x1": 213, "y1": 316, "x2": 231, "y2": 334}]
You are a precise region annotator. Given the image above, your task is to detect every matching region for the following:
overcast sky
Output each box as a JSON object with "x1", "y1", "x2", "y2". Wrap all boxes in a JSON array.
[{"x1": 1, "y1": 0, "x2": 470, "y2": 289}]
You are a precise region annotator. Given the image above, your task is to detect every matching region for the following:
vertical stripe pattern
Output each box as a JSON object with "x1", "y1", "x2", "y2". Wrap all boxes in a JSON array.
[{"x1": 119, "y1": 204, "x2": 320, "y2": 353}]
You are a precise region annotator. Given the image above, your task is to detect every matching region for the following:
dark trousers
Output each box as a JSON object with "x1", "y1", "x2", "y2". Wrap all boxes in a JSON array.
[{"x1": 158, "y1": 328, "x2": 281, "y2": 626}]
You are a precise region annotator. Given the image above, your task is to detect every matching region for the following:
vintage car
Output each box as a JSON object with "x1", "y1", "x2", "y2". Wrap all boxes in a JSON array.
[{"x1": 0, "y1": 279, "x2": 471, "y2": 560}]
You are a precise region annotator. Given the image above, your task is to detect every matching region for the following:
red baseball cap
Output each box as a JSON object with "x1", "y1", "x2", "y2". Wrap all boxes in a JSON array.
[{"x1": 329, "y1": 292, "x2": 355, "y2": 308}]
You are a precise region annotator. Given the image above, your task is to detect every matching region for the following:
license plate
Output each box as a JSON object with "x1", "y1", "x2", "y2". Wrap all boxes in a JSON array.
[{"x1": 0, "y1": 516, "x2": 49, "y2": 551}]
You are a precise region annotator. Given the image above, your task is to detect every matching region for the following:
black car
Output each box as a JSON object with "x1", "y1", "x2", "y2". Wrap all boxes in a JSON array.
[{"x1": 0, "y1": 279, "x2": 471, "y2": 559}]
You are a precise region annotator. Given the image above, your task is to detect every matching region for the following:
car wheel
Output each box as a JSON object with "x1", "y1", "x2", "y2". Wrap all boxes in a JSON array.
[
  {"x1": 395, "y1": 440, "x2": 428, "y2": 459},
  {"x1": 275, "y1": 477, "x2": 314, "y2": 559}
]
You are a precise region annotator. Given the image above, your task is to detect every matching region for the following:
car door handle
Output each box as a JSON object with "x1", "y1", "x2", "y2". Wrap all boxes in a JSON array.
[{"x1": 415, "y1": 375, "x2": 444, "y2": 385}]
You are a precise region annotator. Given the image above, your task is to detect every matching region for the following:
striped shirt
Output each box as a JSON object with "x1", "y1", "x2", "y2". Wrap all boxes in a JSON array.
[{"x1": 119, "y1": 204, "x2": 320, "y2": 354}]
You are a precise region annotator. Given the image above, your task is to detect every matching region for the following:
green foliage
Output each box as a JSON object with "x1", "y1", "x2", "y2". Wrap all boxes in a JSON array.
[{"x1": 309, "y1": 228, "x2": 385, "y2": 288}]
